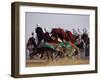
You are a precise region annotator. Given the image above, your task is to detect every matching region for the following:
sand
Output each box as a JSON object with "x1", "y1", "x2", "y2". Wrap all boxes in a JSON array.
[{"x1": 26, "y1": 56, "x2": 89, "y2": 67}]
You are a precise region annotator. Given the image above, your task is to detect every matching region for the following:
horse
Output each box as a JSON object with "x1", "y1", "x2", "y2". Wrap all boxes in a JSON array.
[
  {"x1": 35, "y1": 27, "x2": 52, "y2": 46},
  {"x1": 51, "y1": 28, "x2": 80, "y2": 57},
  {"x1": 51, "y1": 28, "x2": 67, "y2": 42},
  {"x1": 26, "y1": 27, "x2": 63, "y2": 61},
  {"x1": 81, "y1": 33, "x2": 90, "y2": 57},
  {"x1": 35, "y1": 27, "x2": 45, "y2": 47},
  {"x1": 26, "y1": 32, "x2": 39, "y2": 59}
]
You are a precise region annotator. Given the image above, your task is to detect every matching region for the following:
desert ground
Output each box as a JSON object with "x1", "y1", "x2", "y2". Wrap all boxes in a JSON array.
[{"x1": 26, "y1": 56, "x2": 89, "y2": 67}]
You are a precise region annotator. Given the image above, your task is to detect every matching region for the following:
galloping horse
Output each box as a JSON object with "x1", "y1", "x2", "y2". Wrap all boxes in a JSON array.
[
  {"x1": 51, "y1": 28, "x2": 80, "y2": 56},
  {"x1": 51, "y1": 28, "x2": 67, "y2": 42},
  {"x1": 26, "y1": 33, "x2": 37, "y2": 59},
  {"x1": 27, "y1": 27, "x2": 63, "y2": 61},
  {"x1": 35, "y1": 27, "x2": 45, "y2": 47},
  {"x1": 81, "y1": 33, "x2": 90, "y2": 57}
]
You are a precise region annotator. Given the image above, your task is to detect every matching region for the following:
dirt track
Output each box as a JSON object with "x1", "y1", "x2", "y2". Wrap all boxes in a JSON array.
[{"x1": 26, "y1": 56, "x2": 89, "y2": 67}]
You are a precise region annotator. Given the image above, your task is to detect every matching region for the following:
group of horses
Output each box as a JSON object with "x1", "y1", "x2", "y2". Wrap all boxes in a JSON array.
[{"x1": 26, "y1": 27, "x2": 89, "y2": 61}]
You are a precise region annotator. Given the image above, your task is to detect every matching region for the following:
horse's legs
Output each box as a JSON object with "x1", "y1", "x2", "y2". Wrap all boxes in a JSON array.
[
  {"x1": 37, "y1": 39, "x2": 42, "y2": 47},
  {"x1": 55, "y1": 51, "x2": 62, "y2": 60},
  {"x1": 29, "y1": 50, "x2": 37, "y2": 59},
  {"x1": 29, "y1": 52, "x2": 33, "y2": 59},
  {"x1": 46, "y1": 51, "x2": 50, "y2": 62},
  {"x1": 40, "y1": 52, "x2": 44, "y2": 59},
  {"x1": 32, "y1": 39, "x2": 37, "y2": 48},
  {"x1": 51, "y1": 51, "x2": 54, "y2": 61}
]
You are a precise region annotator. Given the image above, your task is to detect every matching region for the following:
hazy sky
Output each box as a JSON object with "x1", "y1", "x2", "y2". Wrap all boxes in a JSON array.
[{"x1": 25, "y1": 12, "x2": 90, "y2": 43}]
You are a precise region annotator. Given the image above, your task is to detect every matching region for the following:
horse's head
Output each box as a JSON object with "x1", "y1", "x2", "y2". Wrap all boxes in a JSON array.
[
  {"x1": 81, "y1": 33, "x2": 89, "y2": 43},
  {"x1": 35, "y1": 27, "x2": 43, "y2": 34}
]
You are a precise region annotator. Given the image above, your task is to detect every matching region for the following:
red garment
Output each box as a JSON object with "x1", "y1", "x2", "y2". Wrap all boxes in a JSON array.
[
  {"x1": 66, "y1": 31, "x2": 76, "y2": 43},
  {"x1": 51, "y1": 28, "x2": 67, "y2": 40}
]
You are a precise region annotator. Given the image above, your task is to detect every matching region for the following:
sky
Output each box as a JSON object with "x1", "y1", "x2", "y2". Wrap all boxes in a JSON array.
[{"x1": 25, "y1": 12, "x2": 90, "y2": 43}]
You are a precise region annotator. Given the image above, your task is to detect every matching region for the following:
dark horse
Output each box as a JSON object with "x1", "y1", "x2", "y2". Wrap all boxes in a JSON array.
[
  {"x1": 35, "y1": 27, "x2": 45, "y2": 47},
  {"x1": 81, "y1": 33, "x2": 90, "y2": 57},
  {"x1": 27, "y1": 27, "x2": 63, "y2": 61},
  {"x1": 26, "y1": 33, "x2": 37, "y2": 59},
  {"x1": 35, "y1": 27, "x2": 51, "y2": 46}
]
